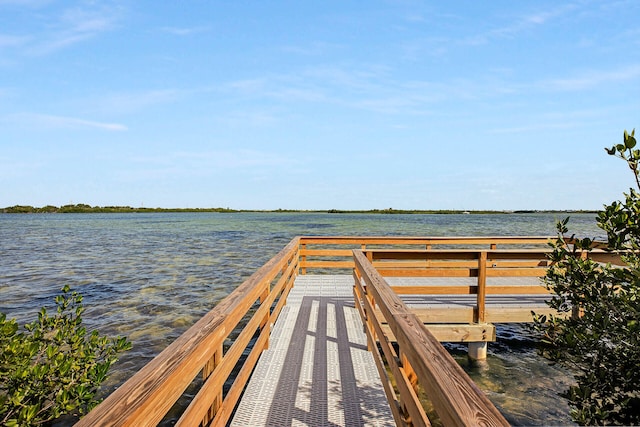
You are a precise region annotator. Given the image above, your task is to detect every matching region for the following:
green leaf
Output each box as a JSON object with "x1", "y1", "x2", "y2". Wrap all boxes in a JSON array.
[{"x1": 0, "y1": 287, "x2": 132, "y2": 425}]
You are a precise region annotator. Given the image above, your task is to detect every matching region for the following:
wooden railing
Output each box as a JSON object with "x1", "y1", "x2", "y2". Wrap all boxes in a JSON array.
[
  {"x1": 299, "y1": 236, "x2": 555, "y2": 274},
  {"x1": 76, "y1": 238, "x2": 300, "y2": 427},
  {"x1": 77, "y1": 235, "x2": 620, "y2": 426},
  {"x1": 368, "y1": 248, "x2": 554, "y2": 324},
  {"x1": 352, "y1": 249, "x2": 509, "y2": 426}
]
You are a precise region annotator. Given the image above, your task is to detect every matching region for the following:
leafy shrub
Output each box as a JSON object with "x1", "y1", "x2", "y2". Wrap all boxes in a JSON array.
[
  {"x1": 533, "y1": 129, "x2": 640, "y2": 425},
  {"x1": 0, "y1": 285, "x2": 131, "y2": 426}
]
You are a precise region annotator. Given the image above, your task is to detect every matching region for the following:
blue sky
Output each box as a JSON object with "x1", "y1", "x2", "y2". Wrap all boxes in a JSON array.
[{"x1": 1, "y1": 0, "x2": 639, "y2": 210}]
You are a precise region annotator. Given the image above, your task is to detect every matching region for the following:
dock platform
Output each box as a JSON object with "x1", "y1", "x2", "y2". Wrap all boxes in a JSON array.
[{"x1": 231, "y1": 275, "x2": 395, "y2": 427}]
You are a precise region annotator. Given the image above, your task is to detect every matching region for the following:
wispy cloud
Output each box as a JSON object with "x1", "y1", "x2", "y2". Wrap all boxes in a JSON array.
[
  {"x1": 5, "y1": 113, "x2": 127, "y2": 131},
  {"x1": 0, "y1": 2, "x2": 124, "y2": 57},
  {"x1": 464, "y1": 3, "x2": 579, "y2": 45},
  {"x1": 160, "y1": 26, "x2": 210, "y2": 36},
  {"x1": 96, "y1": 89, "x2": 185, "y2": 114},
  {"x1": 28, "y1": 4, "x2": 122, "y2": 55},
  {"x1": 542, "y1": 64, "x2": 640, "y2": 91}
]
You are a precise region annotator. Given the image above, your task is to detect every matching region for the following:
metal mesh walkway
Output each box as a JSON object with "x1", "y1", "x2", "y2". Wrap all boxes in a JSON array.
[{"x1": 230, "y1": 275, "x2": 395, "y2": 427}]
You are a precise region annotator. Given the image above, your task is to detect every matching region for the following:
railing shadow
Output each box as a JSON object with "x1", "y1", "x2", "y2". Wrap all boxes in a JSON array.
[{"x1": 264, "y1": 295, "x2": 391, "y2": 427}]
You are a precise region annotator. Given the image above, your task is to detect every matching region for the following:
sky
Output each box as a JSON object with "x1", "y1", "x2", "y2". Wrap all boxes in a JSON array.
[{"x1": 1, "y1": 0, "x2": 639, "y2": 211}]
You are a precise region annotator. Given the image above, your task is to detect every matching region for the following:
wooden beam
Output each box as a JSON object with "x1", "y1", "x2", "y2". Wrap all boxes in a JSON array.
[{"x1": 381, "y1": 323, "x2": 496, "y2": 342}]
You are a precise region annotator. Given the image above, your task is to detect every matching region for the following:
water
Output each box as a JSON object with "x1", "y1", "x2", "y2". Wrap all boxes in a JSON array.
[{"x1": 0, "y1": 212, "x2": 603, "y2": 425}]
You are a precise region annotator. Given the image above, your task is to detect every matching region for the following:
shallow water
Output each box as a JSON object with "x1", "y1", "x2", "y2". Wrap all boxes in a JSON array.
[{"x1": 0, "y1": 212, "x2": 602, "y2": 425}]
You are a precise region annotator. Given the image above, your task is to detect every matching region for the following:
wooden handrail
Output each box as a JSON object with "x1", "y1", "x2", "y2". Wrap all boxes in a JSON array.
[
  {"x1": 352, "y1": 249, "x2": 509, "y2": 426},
  {"x1": 76, "y1": 238, "x2": 300, "y2": 427}
]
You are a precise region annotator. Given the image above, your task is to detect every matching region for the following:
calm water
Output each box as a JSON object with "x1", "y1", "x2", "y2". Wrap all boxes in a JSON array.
[{"x1": 0, "y1": 212, "x2": 603, "y2": 425}]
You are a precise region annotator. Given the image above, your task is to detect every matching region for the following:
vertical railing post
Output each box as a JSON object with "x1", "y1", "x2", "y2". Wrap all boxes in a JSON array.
[
  {"x1": 470, "y1": 251, "x2": 489, "y2": 360},
  {"x1": 300, "y1": 242, "x2": 307, "y2": 275},
  {"x1": 202, "y1": 343, "x2": 223, "y2": 425},
  {"x1": 260, "y1": 283, "x2": 270, "y2": 350},
  {"x1": 476, "y1": 251, "x2": 487, "y2": 323}
]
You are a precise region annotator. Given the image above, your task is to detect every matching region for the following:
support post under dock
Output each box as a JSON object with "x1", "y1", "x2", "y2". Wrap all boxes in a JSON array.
[{"x1": 468, "y1": 341, "x2": 488, "y2": 360}]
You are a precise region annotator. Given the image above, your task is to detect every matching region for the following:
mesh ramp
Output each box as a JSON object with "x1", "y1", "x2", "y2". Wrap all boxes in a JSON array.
[{"x1": 231, "y1": 275, "x2": 395, "y2": 427}]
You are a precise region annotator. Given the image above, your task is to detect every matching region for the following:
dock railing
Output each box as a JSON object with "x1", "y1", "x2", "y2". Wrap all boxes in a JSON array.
[
  {"x1": 299, "y1": 236, "x2": 557, "y2": 274},
  {"x1": 367, "y1": 248, "x2": 554, "y2": 324},
  {"x1": 77, "y1": 235, "x2": 620, "y2": 426}
]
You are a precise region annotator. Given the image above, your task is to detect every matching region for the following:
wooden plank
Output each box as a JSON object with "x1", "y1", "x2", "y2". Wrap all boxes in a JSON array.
[
  {"x1": 391, "y1": 285, "x2": 476, "y2": 295},
  {"x1": 373, "y1": 260, "x2": 479, "y2": 268},
  {"x1": 588, "y1": 251, "x2": 626, "y2": 265},
  {"x1": 378, "y1": 268, "x2": 477, "y2": 277},
  {"x1": 300, "y1": 236, "x2": 554, "y2": 248},
  {"x1": 408, "y1": 308, "x2": 476, "y2": 324},
  {"x1": 371, "y1": 250, "x2": 480, "y2": 260},
  {"x1": 382, "y1": 324, "x2": 496, "y2": 343},
  {"x1": 485, "y1": 285, "x2": 551, "y2": 295},
  {"x1": 485, "y1": 306, "x2": 566, "y2": 323},
  {"x1": 300, "y1": 248, "x2": 354, "y2": 257},
  {"x1": 486, "y1": 268, "x2": 547, "y2": 277},
  {"x1": 301, "y1": 260, "x2": 354, "y2": 269},
  {"x1": 391, "y1": 284, "x2": 550, "y2": 295}
]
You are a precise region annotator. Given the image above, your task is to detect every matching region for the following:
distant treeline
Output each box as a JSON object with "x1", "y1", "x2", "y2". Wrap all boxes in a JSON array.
[
  {"x1": 1, "y1": 204, "x2": 238, "y2": 214},
  {"x1": 1, "y1": 204, "x2": 599, "y2": 215}
]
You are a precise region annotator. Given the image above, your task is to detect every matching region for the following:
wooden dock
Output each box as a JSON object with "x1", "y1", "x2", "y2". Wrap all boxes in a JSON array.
[{"x1": 77, "y1": 236, "x2": 620, "y2": 427}]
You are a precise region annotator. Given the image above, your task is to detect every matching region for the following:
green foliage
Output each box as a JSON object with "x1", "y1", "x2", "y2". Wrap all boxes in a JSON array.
[
  {"x1": 532, "y1": 128, "x2": 640, "y2": 425},
  {"x1": 0, "y1": 285, "x2": 131, "y2": 426}
]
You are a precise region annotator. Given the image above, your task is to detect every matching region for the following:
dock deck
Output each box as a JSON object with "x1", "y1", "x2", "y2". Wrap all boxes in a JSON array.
[{"x1": 231, "y1": 275, "x2": 395, "y2": 427}]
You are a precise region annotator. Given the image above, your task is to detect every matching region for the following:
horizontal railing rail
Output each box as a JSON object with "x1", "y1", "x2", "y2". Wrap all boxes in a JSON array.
[
  {"x1": 299, "y1": 236, "x2": 556, "y2": 274},
  {"x1": 352, "y1": 249, "x2": 509, "y2": 426},
  {"x1": 367, "y1": 249, "x2": 555, "y2": 324},
  {"x1": 76, "y1": 238, "x2": 300, "y2": 427}
]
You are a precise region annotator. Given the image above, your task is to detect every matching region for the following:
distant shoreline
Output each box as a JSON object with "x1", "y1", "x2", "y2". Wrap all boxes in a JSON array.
[{"x1": 1, "y1": 204, "x2": 600, "y2": 215}]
